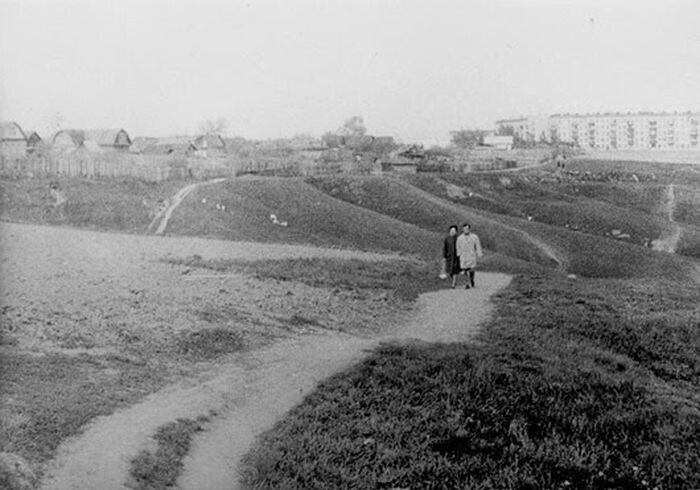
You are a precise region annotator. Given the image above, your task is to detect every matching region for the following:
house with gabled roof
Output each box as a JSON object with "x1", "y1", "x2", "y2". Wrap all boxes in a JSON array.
[
  {"x1": 0, "y1": 121, "x2": 27, "y2": 160},
  {"x1": 52, "y1": 128, "x2": 132, "y2": 153},
  {"x1": 24, "y1": 130, "x2": 45, "y2": 154}
]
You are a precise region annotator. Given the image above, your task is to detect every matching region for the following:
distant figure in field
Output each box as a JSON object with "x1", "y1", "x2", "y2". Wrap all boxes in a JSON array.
[
  {"x1": 442, "y1": 225, "x2": 460, "y2": 288},
  {"x1": 456, "y1": 223, "x2": 483, "y2": 289}
]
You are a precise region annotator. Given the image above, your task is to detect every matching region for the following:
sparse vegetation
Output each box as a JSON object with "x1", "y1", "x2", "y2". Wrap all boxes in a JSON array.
[
  {"x1": 0, "y1": 351, "x2": 167, "y2": 471},
  {"x1": 175, "y1": 328, "x2": 245, "y2": 360},
  {"x1": 0, "y1": 177, "x2": 188, "y2": 232},
  {"x1": 166, "y1": 256, "x2": 445, "y2": 301}
]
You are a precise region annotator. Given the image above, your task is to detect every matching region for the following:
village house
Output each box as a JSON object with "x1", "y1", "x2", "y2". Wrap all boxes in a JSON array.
[
  {"x1": 129, "y1": 136, "x2": 159, "y2": 154},
  {"x1": 0, "y1": 121, "x2": 28, "y2": 160},
  {"x1": 192, "y1": 133, "x2": 227, "y2": 157},
  {"x1": 52, "y1": 129, "x2": 132, "y2": 153},
  {"x1": 24, "y1": 130, "x2": 45, "y2": 154},
  {"x1": 145, "y1": 136, "x2": 197, "y2": 157}
]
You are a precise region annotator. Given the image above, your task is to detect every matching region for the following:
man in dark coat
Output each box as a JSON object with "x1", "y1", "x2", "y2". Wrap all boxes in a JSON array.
[{"x1": 442, "y1": 225, "x2": 460, "y2": 288}]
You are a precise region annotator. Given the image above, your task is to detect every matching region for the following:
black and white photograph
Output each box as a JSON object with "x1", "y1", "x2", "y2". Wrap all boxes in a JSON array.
[{"x1": 1, "y1": 1, "x2": 699, "y2": 488}]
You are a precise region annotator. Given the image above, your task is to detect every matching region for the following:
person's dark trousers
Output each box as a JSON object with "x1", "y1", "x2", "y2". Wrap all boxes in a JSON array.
[{"x1": 468, "y1": 269, "x2": 475, "y2": 287}]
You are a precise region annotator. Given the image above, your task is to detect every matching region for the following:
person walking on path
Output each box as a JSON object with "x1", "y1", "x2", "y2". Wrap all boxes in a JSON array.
[
  {"x1": 442, "y1": 225, "x2": 461, "y2": 288},
  {"x1": 456, "y1": 223, "x2": 483, "y2": 289}
]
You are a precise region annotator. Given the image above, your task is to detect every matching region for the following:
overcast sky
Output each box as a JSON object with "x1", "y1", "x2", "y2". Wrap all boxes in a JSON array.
[{"x1": 1, "y1": 0, "x2": 699, "y2": 144}]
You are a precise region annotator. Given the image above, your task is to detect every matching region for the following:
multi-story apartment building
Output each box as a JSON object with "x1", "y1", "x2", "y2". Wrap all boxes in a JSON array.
[{"x1": 496, "y1": 112, "x2": 700, "y2": 149}]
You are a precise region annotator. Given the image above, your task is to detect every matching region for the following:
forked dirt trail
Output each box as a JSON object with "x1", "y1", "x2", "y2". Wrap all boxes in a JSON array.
[
  {"x1": 37, "y1": 267, "x2": 510, "y2": 490},
  {"x1": 179, "y1": 275, "x2": 511, "y2": 490},
  {"x1": 12, "y1": 219, "x2": 512, "y2": 490}
]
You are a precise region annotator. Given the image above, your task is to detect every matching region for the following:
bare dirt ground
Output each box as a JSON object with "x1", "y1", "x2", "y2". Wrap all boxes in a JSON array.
[
  {"x1": 652, "y1": 184, "x2": 682, "y2": 253},
  {"x1": 1, "y1": 221, "x2": 511, "y2": 489},
  {"x1": 0, "y1": 221, "x2": 406, "y2": 353}
]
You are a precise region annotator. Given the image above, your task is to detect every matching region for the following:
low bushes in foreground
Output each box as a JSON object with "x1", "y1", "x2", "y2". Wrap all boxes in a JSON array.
[{"x1": 241, "y1": 275, "x2": 700, "y2": 489}]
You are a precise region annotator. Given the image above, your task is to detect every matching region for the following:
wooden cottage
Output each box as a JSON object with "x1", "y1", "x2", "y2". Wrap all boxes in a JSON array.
[
  {"x1": 52, "y1": 129, "x2": 132, "y2": 153},
  {"x1": 24, "y1": 130, "x2": 44, "y2": 154},
  {"x1": 129, "y1": 137, "x2": 159, "y2": 154},
  {"x1": 0, "y1": 121, "x2": 27, "y2": 160},
  {"x1": 147, "y1": 136, "x2": 197, "y2": 157},
  {"x1": 192, "y1": 134, "x2": 227, "y2": 157}
]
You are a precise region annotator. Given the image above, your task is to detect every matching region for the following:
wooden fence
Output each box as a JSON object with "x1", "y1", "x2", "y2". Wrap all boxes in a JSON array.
[{"x1": 0, "y1": 153, "x2": 237, "y2": 182}]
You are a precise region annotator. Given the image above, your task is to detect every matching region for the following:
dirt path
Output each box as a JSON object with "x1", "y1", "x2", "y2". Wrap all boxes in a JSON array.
[
  {"x1": 148, "y1": 178, "x2": 230, "y2": 235},
  {"x1": 179, "y1": 274, "x2": 512, "y2": 490},
  {"x1": 13, "y1": 220, "x2": 509, "y2": 490},
  {"x1": 402, "y1": 179, "x2": 566, "y2": 270},
  {"x1": 652, "y1": 184, "x2": 682, "y2": 253},
  {"x1": 38, "y1": 268, "x2": 510, "y2": 490}
]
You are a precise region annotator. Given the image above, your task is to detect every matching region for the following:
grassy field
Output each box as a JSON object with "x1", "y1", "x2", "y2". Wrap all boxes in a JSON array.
[
  {"x1": 0, "y1": 349, "x2": 170, "y2": 488},
  {"x1": 242, "y1": 274, "x2": 700, "y2": 489},
  {"x1": 408, "y1": 173, "x2": 671, "y2": 247},
  {"x1": 565, "y1": 159, "x2": 700, "y2": 185},
  {"x1": 2, "y1": 162, "x2": 699, "y2": 488},
  {"x1": 129, "y1": 415, "x2": 211, "y2": 490},
  {"x1": 166, "y1": 178, "x2": 439, "y2": 257},
  {"x1": 307, "y1": 175, "x2": 698, "y2": 280},
  {"x1": 0, "y1": 177, "x2": 188, "y2": 232},
  {"x1": 306, "y1": 175, "x2": 561, "y2": 268},
  {"x1": 673, "y1": 184, "x2": 700, "y2": 227},
  {"x1": 165, "y1": 178, "x2": 547, "y2": 274}
]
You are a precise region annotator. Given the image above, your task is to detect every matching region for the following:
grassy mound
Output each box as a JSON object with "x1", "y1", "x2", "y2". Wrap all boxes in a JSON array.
[
  {"x1": 308, "y1": 175, "x2": 696, "y2": 280},
  {"x1": 166, "y1": 178, "x2": 439, "y2": 257},
  {"x1": 166, "y1": 177, "x2": 546, "y2": 273},
  {"x1": 307, "y1": 176, "x2": 561, "y2": 268},
  {"x1": 241, "y1": 275, "x2": 700, "y2": 489},
  {"x1": 420, "y1": 173, "x2": 671, "y2": 246}
]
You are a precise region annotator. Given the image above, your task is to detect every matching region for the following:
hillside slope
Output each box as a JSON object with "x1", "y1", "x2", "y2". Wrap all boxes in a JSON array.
[
  {"x1": 307, "y1": 175, "x2": 696, "y2": 281},
  {"x1": 162, "y1": 178, "x2": 542, "y2": 274}
]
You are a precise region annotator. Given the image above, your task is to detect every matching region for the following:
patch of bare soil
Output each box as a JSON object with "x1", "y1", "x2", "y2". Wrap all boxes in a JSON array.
[
  {"x1": 652, "y1": 184, "x2": 682, "y2": 253},
  {"x1": 1, "y1": 222, "x2": 510, "y2": 490},
  {"x1": 0, "y1": 222, "x2": 411, "y2": 489}
]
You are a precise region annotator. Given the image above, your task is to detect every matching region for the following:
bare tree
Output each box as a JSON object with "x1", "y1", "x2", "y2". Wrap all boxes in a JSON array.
[
  {"x1": 337, "y1": 116, "x2": 367, "y2": 137},
  {"x1": 200, "y1": 118, "x2": 228, "y2": 135}
]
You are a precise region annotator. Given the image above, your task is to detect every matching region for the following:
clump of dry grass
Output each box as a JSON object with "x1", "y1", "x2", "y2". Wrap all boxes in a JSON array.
[{"x1": 129, "y1": 415, "x2": 211, "y2": 490}]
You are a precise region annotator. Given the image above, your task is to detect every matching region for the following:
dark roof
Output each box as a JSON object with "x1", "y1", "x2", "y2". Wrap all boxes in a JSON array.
[{"x1": 495, "y1": 117, "x2": 528, "y2": 124}]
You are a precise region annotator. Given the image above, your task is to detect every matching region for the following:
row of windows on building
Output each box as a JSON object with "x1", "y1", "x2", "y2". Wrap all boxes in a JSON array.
[{"x1": 496, "y1": 113, "x2": 700, "y2": 150}]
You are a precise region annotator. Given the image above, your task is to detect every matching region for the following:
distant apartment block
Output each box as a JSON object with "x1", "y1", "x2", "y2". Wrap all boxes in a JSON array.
[{"x1": 496, "y1": 112, "x2": 700, "y2": 150}]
